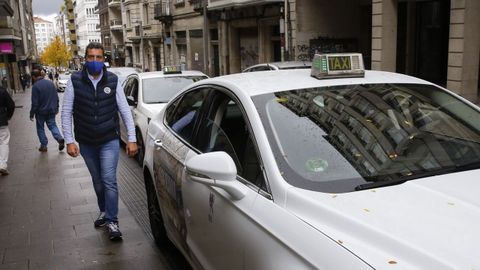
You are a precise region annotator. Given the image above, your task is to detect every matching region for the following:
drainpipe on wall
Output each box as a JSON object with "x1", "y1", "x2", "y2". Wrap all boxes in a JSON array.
[
  {"x1": 284, "y1": 0, "x2": 290, "y2": 61},
  {"x1": 202, "y1": 0, "x2": 209, "y2": 75}
]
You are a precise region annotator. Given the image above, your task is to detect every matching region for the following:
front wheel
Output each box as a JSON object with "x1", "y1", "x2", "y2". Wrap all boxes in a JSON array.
[{"x1": 145, "y1": 172, "x2": 169, "y2": 247}]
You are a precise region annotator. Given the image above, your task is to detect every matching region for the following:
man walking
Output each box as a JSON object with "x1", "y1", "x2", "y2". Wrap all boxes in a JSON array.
[
  {"x1": 0, "y1": 85, "x2": 15, "y2": 175},
  {"x1": 61, "y1": 42, "x2": 137, "y2": 241},
  {"x1": 30, "y1": 69, "x2": 65, "y2": 152}
]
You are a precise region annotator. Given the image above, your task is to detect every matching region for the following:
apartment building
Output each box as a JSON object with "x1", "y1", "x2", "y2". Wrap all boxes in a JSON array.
[
  {"x1": 55, "y1": 7, "x2": 70, "y2": 45},
  {"x1": 0, "y1": 0, "x2": 36, "y2": 92},
  {"x1": 74, "y1": 0, "x2": 101, "y2": 57},
  {"x1": 97, "y1": 0, "x2": 126, "y2": 66},
  {"x1": 123, "y1": 0, "x2": 163, "y2": 71},
  {"x1": 34, "y1": 17, "x2": 55, "y2": 54}
]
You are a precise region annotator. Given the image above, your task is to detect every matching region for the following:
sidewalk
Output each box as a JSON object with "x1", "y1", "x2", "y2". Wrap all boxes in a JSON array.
[{"x1": 0, "y1": 88, "x2": 169, "y2": 269}]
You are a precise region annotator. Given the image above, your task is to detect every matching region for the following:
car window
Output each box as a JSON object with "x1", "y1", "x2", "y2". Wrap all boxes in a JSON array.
[
  {"x1": 253, "y1": 66, "x2": 271, "y2": 72},
  {"x1": 123, "y1": 77, "x2": 132, "y2": 96},
  {"x1": 130, "y1": 78, "x2": 139, "y2": 102},
  {"x1": 197, "y1": 91, "x2": 266, "y2": 190},
  {"x1": 166, "y1": 88, "x2": 210, "y2": 143},
  {"x1": 253, "y1": 83, "x2": 480, "y2": 193}
]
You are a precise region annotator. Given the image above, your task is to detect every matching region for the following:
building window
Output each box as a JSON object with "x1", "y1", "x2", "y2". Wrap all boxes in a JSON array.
[{"x1": 143, "y1": 4, "x2": 149, "y2": 25}]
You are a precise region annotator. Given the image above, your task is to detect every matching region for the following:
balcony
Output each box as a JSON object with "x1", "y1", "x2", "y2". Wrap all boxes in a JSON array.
[
  {"x1": 0, "y1": 0, "x2": 14, "y2": 16},
  {"x1": 68, "y1": 23, "x2": 75, "y2": 31},
  {"x1": 66, "y1": 1, "x2": 74, "y2": 11},
  {"x1": 207, "y1": 0, "x2": 283, "y2": 10},
  {"x1": 188, "y1": 0, "x2": 203, "y2": 12},
  {"x1": 154, "y1": 2, "x2": 172, "y2": 25},
  {"x1": 70, "y1": 33, "x2": 77, "y2": 41},
  {"x1": 108, "y1": 0, "x2": 121, "y2": 8},
  {"x1": 110, "y1": 19, "x2": 122, "y2": 30},
  {"x1": 68, "y1": 13, "x2": 75, "y2": 21}
]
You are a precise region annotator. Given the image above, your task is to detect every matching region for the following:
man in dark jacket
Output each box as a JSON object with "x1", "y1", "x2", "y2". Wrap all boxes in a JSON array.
[
  {"x1": 0, "y1": 85, "x2": 15, "y2": 175},
  {"x1": 30, "y1": 69, "x2": 64, "y2": 152}
]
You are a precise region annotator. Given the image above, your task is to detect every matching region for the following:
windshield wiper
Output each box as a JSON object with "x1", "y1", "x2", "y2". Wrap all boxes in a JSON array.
[
  {"x1": 355, "y1": 161, "x2": 480, "y2": 191},
  {"x1": 355, "y1": 177, "x2": 407, "y2": 191}
]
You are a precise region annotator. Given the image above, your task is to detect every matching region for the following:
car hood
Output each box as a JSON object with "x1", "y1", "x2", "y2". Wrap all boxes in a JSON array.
[
  {"x1": 139, "y1": 103, "x2": 167, "y2": 118},
  {"x1": 286, "y1": 170, "x2": 480, "y2": 269}
]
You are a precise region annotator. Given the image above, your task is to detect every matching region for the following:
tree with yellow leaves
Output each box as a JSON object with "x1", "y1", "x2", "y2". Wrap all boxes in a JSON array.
[{"x1": 40, "y1": 36, "x2": 71, "y2": 68}]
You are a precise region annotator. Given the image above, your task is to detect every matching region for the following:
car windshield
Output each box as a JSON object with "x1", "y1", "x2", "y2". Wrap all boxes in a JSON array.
[
  {"x1": 142, "y1": 76, "x2": 207, "y2": 104},
  {"x1": 252, "y1": 83, "x2": 480, "y2": 193}
]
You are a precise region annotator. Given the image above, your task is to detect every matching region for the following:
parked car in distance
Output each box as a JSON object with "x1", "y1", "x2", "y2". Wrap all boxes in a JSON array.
[
  {"x1": 56, "y1": 73, "x2": 71, "y2": 92},
  {"x1": 143, "y1": 53, "x2": 480, "y2": 269},
  {"x1": 119, "y1": 67, "x2": 208, "y2": 165},
  {"x1": 107, "y1": 67, "x2": 140, "y2": 87},
  {"x1": 242, "y1": 61, "x2": 312, "y2": 72}
]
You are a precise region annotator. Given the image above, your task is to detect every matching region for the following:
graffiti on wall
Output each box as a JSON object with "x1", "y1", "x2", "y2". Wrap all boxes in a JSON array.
[
  {"x1": 240, "y1": 45, "x2": 259, "y2": 71},
  {"x1": 295, "y1": 37, "x2": 358, "y2": 61}
]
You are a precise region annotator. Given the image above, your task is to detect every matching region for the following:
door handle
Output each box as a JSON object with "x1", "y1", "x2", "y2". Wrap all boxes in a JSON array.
[{"x1": 154, "y1": 139, "x2": 163, "y2": 147}]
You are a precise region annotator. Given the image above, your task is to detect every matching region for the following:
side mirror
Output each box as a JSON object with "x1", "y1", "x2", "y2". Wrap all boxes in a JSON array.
[
  {"x1": 126, "y1": 96, "x2": 137, "y2": 106},
  {"x1": 186, "y1": 152, "x2": 247, "y2": 200}
]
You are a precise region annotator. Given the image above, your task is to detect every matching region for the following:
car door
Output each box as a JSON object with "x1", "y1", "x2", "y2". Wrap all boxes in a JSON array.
[
  {"x1": 152, "y1": 88, "x2": 211, "y2": 254},
  {"x1": 180, "y1": 87, "x2": 272, "y2": 270}
]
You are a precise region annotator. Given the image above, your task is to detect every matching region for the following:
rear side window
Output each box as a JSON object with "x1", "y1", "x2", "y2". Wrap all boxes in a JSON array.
[{"x1": 165, "y1": 88, "x2": 210, "y2": 143}]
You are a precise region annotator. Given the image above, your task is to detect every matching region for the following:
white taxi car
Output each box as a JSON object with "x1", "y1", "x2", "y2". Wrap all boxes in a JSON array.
[
  {"x1": 143, "y1": 53, "x2": 480, "y2": 269},
  {"x1": 119, "y1": 68, "x2": 207, "y2": 164}
]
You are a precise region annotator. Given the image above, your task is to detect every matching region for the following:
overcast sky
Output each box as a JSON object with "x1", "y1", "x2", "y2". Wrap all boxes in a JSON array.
[{"x1": 32, "y1": 0, "x2": 65, "y2": 21}]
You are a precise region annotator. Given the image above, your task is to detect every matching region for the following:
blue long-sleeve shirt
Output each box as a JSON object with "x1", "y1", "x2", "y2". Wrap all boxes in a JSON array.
[{"x1": 61, "y1": 71, "x2": 136, "y2": 144}]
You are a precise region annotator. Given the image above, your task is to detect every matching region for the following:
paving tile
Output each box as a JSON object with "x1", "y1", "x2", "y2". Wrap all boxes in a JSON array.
[
  {"x1": 50, "y1": 212, "x2": 93, "y2": 229},
  {"x1": 2, "y1": 244, "x2": 53, "y2": 264},
  {"x1": 29, "y1": 226, "x2": 76, "y2": 245},
  {"x1": 53, "y1": 234, "x2": 103, "y2": 256},
  {"x1": 0, "y1": 260, "x2": 29, "y2": 270}
]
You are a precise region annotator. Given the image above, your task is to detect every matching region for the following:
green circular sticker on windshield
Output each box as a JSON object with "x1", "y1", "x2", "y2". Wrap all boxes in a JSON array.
[{"x1": 305, "y1": 158, "x2": 328, "y2": 172}]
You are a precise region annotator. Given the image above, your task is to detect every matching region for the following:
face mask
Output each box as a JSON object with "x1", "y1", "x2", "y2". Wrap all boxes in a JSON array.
[{"x1": 85, "y1": 61, "x2": 104, "y2": 75}]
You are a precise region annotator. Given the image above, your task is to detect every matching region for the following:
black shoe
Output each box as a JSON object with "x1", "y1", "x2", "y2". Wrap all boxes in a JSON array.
[
  {"x1": 58, "y1": 139, "x2": 65, "y2": 151},
  {"x1": 38, "y1": 145, "x2": 47, "y2": 152},
  {"x1": 0, "y1": 168, "x2": 9, "y2": 176},
  {"x1": 107, "y1": 222, "x2": 122, "y2": 241},
  {"x1": 94, "y1": 212, "x2": 107, "y2": 227}
]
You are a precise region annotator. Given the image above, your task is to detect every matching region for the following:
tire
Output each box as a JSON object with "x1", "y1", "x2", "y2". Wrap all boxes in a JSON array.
[
  {"x1": 145, "y1": 172, "x2": 169, "y2": 247},
  {"x1": 135, "y1": 129, "x2": 145, "y2": 166}
]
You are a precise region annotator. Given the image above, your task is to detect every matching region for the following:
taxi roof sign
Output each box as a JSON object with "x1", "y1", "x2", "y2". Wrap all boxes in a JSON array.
[
  {"x1": 311, "y1": 53, "x2": 365, "y2": 79},
  {"x1": 163, "y1": 65, "x2": 182, "y2": 74}
]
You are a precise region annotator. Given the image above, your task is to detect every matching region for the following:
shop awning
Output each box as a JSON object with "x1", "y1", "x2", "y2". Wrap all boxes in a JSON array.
[{"x1": 208, "y1": 0, "x2": 283, "y2": 10}]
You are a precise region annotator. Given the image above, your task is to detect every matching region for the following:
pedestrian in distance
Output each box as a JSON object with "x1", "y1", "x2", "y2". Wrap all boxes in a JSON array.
[
  {"x1": 19, "y1": 74, "x2": 26, "y2": 91},
  {"x1": 0, "y1": 85, "x2": 15, "y2": 176},
  {"x1": 54, "y1": 71, "x2": 60, "y2": 91},
  {"x1": 61, "y1": 42, "x2": 138, "y2": 241},
  {"x1": 30, "y1": 68, "x2": 65, "y2": 152}
]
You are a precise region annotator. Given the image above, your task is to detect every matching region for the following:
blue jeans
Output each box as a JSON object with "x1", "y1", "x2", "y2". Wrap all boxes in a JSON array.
[
  {"x1": 80, "y1": 139, "x2": 120, "y2": 223},
  {"x1": 35, "y1": 113, "x2": 63, "y2": 146}
]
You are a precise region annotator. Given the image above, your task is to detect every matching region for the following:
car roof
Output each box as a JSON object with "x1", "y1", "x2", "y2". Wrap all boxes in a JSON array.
[
  {"x1": 136, "y1": 70, "x2": 208, "y2": 79},
  {"x1": 268, "y1": 61, "x2": 312, "y2": 69},
  {"x1": 197, "y1": 69, "x2": 435, "y2": 97},
  {"x1": 244, "y1": 61, "x2": 312, "y2": 72},
  {"x1": 107, "y1": 67, "x2": 139, "y2": 76}
]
